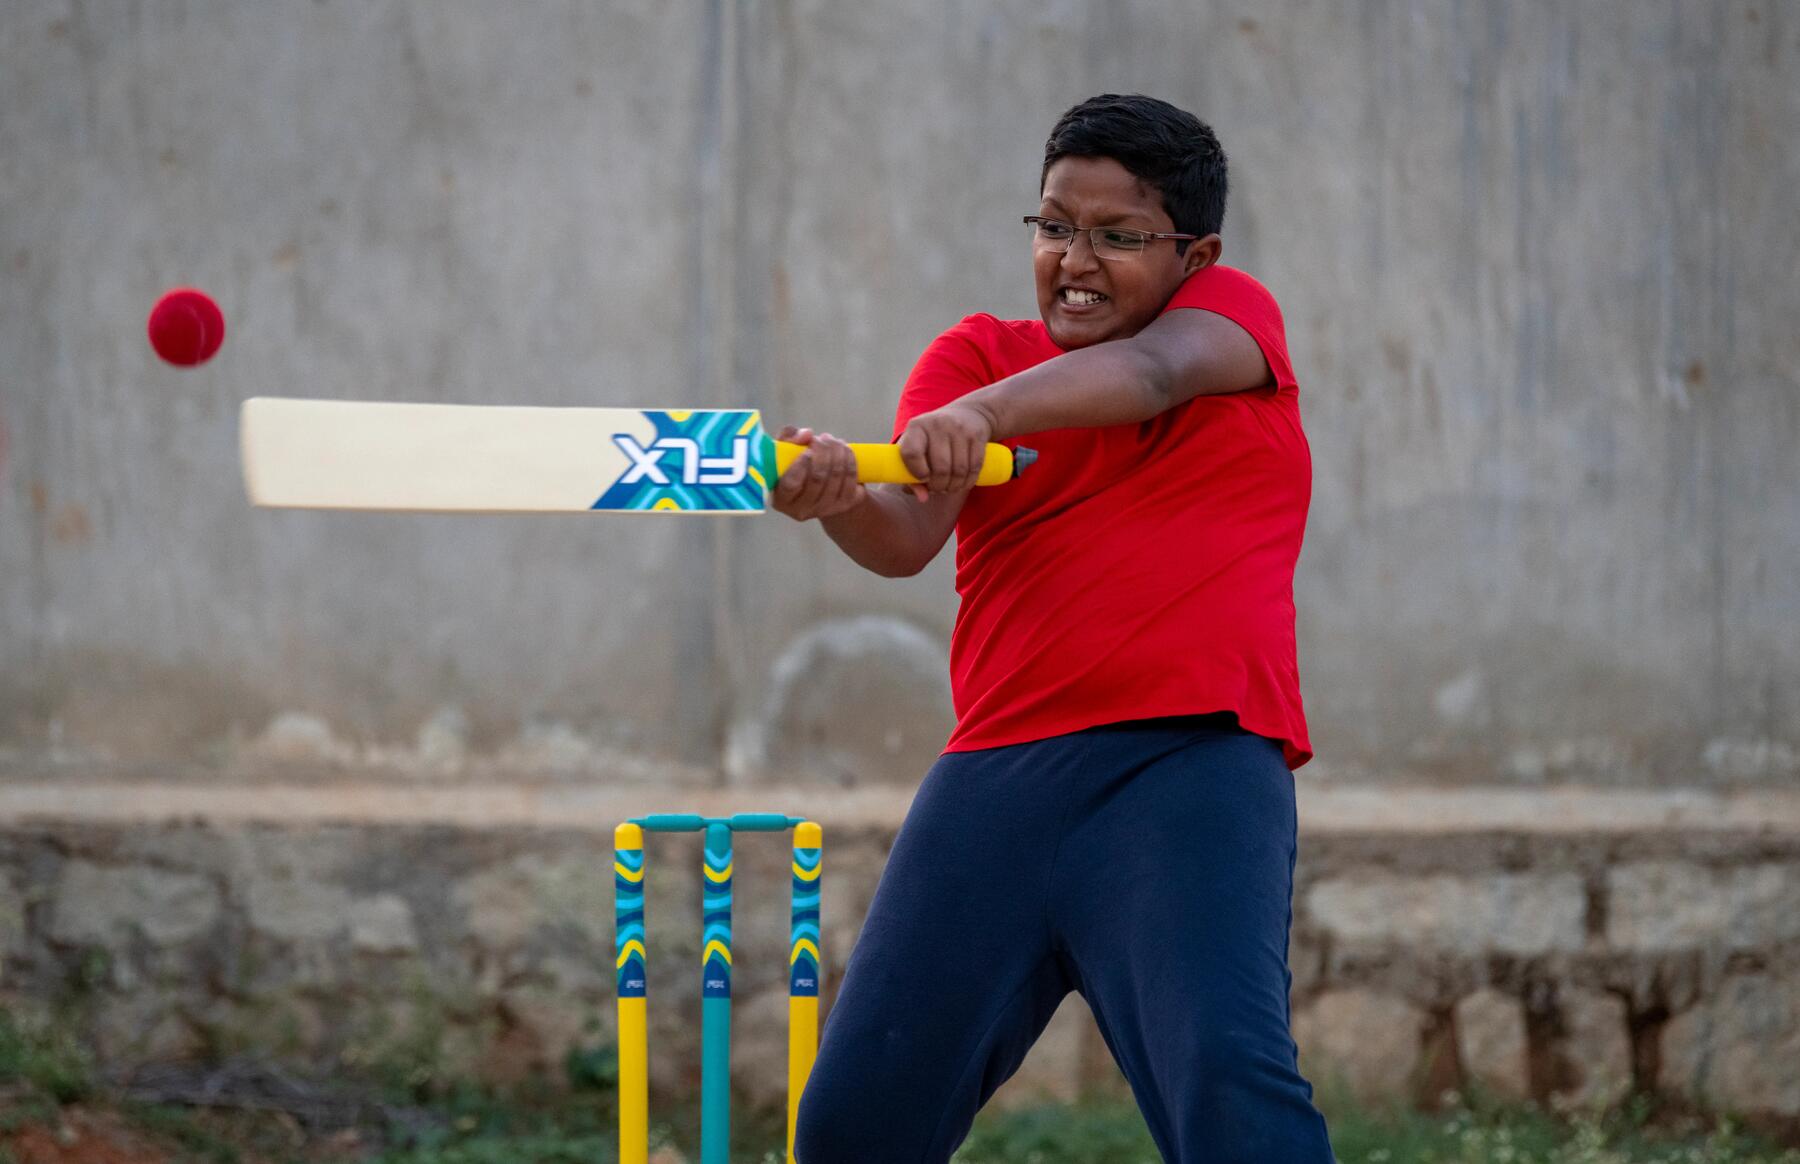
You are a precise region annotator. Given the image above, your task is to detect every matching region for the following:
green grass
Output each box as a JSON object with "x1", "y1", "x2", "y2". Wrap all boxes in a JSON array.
[
  {"x1": 366, "y1": 1130, "x2": 616, "y2": 1164},
  {"x1": 952, "y1": 1098, "x2": 1164, "y2": 1163},
  {"x1": 350, "y1": 1092, "x2": 1800, "y2": 1164},
  {"x1": 1322, "y1": 1096, "x2": 1800, "y2": 1164},
  {"x1": 0, "y1": 1009, "x2": 93, "y2": 1106},
  {"x1": 948, "y1": 1095, "x2": 1800, "y2": 1164},
  {"x1": 1, "y1": 1010, "x2": 1795, "y2": 1164},
  {"x1": 116, "y1": 1101, "x2": 254, "y2": 1164}
]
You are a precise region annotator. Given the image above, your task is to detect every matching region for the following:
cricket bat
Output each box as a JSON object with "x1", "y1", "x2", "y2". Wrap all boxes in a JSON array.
[{"x1": 240, "y1": 397, "x2": 1033, "y2": 514}]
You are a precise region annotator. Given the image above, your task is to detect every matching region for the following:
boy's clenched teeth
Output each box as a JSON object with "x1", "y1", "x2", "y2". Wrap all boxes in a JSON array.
[{"x1": 1060, "y1": 287, "x2": 1108, "y2": 306}]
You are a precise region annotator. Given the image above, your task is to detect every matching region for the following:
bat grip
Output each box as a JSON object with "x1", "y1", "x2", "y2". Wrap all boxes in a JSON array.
[{"x1": 772, "y1": 440, "x2": 1026, "y2": 486}]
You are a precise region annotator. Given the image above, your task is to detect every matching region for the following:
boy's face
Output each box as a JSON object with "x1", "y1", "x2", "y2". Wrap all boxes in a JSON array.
[{"x1": 1034, "y1": 155, "x2": 1218, "y2": 349}]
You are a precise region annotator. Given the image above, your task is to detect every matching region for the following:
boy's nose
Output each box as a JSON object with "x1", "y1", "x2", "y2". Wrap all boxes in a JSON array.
[{"x1": 1060, "y1": 232, "x2": 1102, "y2": 275}]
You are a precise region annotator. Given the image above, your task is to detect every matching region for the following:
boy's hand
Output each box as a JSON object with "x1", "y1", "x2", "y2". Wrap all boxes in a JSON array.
[
  {"x1": 897, "y1": 401, "x2": 996, "y2": 498},
  {"x1": 771, "y1": 427, "x2": 869, "y2": 522}
]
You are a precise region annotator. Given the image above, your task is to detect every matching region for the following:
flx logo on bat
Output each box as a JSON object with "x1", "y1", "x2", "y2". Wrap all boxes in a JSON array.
[
  {"x1": 591, "y1": 409, "x2": 774, "y2": 513},
  {"x1": 614, "y1": 434, "x2": 752, "y2": 487}
]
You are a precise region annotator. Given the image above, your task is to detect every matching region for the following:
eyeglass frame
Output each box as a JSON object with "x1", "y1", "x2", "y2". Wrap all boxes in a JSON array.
[{"x1": 1022, "y1": 215, "x2": 1201, "y2": 260}]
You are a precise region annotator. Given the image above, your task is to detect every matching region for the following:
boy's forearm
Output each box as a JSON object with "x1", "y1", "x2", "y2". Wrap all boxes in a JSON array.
[
  {"x1": 966, "y1": 341, "x2": 1170, "y2": 441},
  {"x1": 819, "y1": 487, "x2": 945, "y2": 578},
  {"x1": 954, "y1": 311, "x2": 1271, "y2": 441}
]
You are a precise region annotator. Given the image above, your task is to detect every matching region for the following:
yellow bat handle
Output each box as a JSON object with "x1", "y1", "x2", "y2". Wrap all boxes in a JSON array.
[{"x1": 773, "y1": 441, "x2": 1017, "y2": 486}]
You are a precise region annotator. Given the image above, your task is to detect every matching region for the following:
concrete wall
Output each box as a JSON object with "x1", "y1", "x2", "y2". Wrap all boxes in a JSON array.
[{"x1": 2, "y1": 1, "x2": 1796, "y2": 787}]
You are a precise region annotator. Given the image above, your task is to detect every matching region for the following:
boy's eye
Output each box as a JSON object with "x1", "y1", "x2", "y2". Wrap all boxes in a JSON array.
[
  {"x1": 1036, "y1": 220, "x2": 1075, "y2": 240},
  {"x1": 1098, "y1": 229, "x2": 1146, "y2": 251}
]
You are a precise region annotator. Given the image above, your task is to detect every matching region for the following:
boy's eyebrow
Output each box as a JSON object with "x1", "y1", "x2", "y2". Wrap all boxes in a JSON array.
[
  {"x1": 1087, "y1": 209, "x2": 1152, "y2": 227},
  {"x1": 1036, "y1": 198, "x2": 1157, "y2": 228}
]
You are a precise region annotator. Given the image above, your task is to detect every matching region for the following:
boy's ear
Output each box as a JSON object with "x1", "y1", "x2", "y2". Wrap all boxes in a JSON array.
[{"x1": 1184, "y1": 233, "x2": 1223, "y2": 275}]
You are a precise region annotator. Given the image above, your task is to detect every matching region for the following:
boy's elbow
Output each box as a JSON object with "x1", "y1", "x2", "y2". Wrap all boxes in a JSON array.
[
  {"x1": 1128, "y1": 343, "x2": 1181, "y2": 418},
  {"x1": 870, "y1": 553, "x2": 929, "y2": 579}
]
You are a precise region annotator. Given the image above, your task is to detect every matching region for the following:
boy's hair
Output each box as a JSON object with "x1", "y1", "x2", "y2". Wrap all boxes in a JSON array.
[{"x1": 1041, "y1": 94, "x2": 1229, "y2": 244}]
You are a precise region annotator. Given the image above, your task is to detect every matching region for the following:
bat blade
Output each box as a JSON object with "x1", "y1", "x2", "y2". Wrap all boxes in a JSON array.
[{"x1": 241, "y1": 398, "x2": 776, "y2": 514}]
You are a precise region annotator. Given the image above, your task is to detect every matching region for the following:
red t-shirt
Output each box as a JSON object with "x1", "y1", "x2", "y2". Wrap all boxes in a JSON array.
[{"x1": 892, "y1": 264, "x2": 1313, "y2": 768}]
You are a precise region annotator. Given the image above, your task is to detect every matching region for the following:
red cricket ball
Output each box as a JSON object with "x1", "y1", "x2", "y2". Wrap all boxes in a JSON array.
[{"x1": 146, "y1": 287, "x2": 226, "y2": 366}]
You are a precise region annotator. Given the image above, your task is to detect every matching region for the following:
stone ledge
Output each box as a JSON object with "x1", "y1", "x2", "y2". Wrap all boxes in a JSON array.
[
  {"x1": 2, "y1": 782, "x2": 1797, "y2": 835},
  {"x1": 3, "y1": 789, "x2": 1798, "y2": 1125}
]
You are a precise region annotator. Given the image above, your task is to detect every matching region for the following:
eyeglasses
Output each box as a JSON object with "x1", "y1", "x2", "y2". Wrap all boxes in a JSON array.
[{"x1": 1023, "y1": 215, "x2": 1199, "y2": 261}]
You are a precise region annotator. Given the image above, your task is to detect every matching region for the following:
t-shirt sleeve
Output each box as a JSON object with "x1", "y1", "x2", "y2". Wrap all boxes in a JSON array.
[
  {"x1": 892, "y1": 315, "x2": 1003, "y2": 441},
  {"x1": 1159, "y1": 266, "x2": 1299, "y2": 394}
]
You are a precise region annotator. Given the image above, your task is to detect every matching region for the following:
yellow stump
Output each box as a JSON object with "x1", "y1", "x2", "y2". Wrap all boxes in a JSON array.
[
  {"x1": 787, "y1": 994, "x2": 818, "y2": 1162},
  {"x1": 788, "y1": 820, "x2": 824, "y2": 1163},
  {"x1": 615, "y1": 822, "x2": 649, "y2": 1164}
]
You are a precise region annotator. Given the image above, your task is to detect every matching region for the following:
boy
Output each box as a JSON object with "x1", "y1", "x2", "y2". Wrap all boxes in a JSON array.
[{"x1": 781, "y1": 94, "x2": 1333, "y2": 1163}]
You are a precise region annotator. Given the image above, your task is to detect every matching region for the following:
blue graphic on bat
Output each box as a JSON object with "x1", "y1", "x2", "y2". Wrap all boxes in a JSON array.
[{"x1": 591, "y1": 410, "x2": 774, "y2": 512}]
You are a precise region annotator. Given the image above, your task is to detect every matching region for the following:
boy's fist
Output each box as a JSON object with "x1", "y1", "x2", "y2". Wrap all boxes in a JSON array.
[
  {"x1": 771, "y1": 427, "x2": 869, "y2": 522},
  {"x1": 897, "y1": 402, "x2": 995, "y2": 497}
]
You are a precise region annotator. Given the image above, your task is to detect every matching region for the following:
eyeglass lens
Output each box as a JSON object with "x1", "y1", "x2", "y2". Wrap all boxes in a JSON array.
[{"x1": 1026, "y1": 218, "x2": 1149, "y2": 260}]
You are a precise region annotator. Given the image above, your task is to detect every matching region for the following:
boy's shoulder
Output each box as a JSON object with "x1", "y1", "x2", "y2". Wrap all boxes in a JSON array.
[
  {"x1": 897, "y1": 313, "x2": 1060, "y2": 427},
  {"x1": 944, "y1": 311, "x2": 1046, "y2": 340},
  {"x1": 933, "y1": 312, "x2": 1059, "y2": 365},
  {"x1": 1166, "y1": 264, "x2": 1281, "y2": 313}
]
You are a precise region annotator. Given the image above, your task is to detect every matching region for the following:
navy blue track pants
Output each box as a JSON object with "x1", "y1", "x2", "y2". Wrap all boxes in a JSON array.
[{"x1": 794, "y1": 716, "x2": 1334, "y2": 1163}]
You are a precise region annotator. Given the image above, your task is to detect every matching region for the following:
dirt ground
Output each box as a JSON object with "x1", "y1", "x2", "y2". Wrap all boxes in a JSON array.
[
  {"x1": 0, "y1": 1103, "x2": 373, "y2": 1164},
  {"x1": 5, "y1": 1108, "x2": 171, "y2": 1164}
]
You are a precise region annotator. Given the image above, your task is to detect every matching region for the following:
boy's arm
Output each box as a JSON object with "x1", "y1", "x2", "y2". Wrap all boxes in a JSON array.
[
  {"x1": 820, "y1": 486, "x2": 964, "y2": 578},
  {"x1": 771, "y1": 427, "x2": 964, "y2": 578},
  {"x1": 897, "y1": 308, "x2": 1271, "y2": 493}
]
